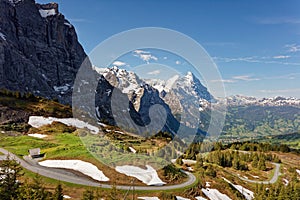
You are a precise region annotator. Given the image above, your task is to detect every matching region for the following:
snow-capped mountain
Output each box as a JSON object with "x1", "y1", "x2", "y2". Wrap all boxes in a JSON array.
[
  {"x1": 93, "y1": 66, "x2": 180, "y2": 135},
  {"x1": 94, "y1": 66, "x2": 214, "y2": 129},
  {"x1": 145, "y1": 72, "x2": 214, "y2": 128},
  {"x1": 223, "y1": 95, "x2": 300, "y2": 107}
]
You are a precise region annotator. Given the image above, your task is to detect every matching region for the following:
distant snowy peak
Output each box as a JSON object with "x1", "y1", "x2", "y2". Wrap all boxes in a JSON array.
[
  {"x1": 224, "y1": 95, "x2": 300, "y2": 107},
  {"x1": 8, "y1": 0, "x2": 23, "y2": 6},
  {"x1": 174, "y1": 72, "x2": 214, "y2": 102},
  {"x1": 93, "y1": 66, "x2": 144, "y2": 94}
]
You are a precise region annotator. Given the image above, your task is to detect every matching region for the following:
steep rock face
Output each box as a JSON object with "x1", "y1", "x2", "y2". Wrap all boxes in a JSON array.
[
  {"x1": 147, "y1": 72, "x2": 214, "y2": 128},
  {"x1": 93, "y1": 66, "x2": 180, "y2": 134},
  {"x1": 0, "y1": 0, "x2": 86, "y2": 104}
]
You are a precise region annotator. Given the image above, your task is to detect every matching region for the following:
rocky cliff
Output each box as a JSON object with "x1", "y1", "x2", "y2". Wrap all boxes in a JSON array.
[{"x1": 0, "y1": 0, "x2": 86, "y2": 104}]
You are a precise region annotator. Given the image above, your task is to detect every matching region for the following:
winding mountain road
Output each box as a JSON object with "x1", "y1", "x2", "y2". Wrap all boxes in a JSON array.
[
  {"x1": 239, "y1": 163, "x2": 281, "y2": 184},
  {"x1": 0, "y1": 148, "x2": 196, "y2": 190}
]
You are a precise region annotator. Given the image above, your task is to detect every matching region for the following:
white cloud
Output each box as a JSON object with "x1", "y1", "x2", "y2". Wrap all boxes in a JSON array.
[
  {"x1": 213, "y1": 56, "x2": 300, "y2": 66},
  {"x1": 175, "y1": 60, "x2": 181, "y2": 65},
  {"x1": 232, "y1": 75, "x2": 260, "y2": 81},
  {"x1": 211, "y1": 79, "x2": 236, "y2": 83},
  {"x1": 211, "y1": 75, "x2": 259, "y2": 84},
  {"x1": 255, "y1": 17, "x2": 300, "y2": 25},
  {"x1": 147, "y1": 70, "x2": 161, "y2": 75},
  {"x1": 258, "y1": 88, "x2": 300, "y2": 93},
  {"x1": 285, "y1": 44, "x2": 300, "y2": 52},
  {"x1": 112, "y1": 60, "x2": 126, "y2": 67},
  {"x1": 273, "y1": 55, "x2": 291, "y2": 59},
  {"x1": 133, "y1": 50, "x2": 158, "y2": 63}
]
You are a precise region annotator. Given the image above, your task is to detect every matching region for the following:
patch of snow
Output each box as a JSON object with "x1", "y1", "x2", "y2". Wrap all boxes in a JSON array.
[
  {"x1": 28, "y1": 116, "x2": 99, "y2": 134},
  {"x1": 182, "y1": 159, "x2": 197, "y2": 165},
  {"x1": 97, "y1": 122, "x2": 107, "y2": 127},
  {"x1": 115, "y1": 165, "x2": 165, "y2": 186},
  {"x1": 187, "y1": 166, "x2": 193, "y2": 171},
  {"x1": 64, "y1": 22, "x2": 72, "y2": 28},
  {"x1": 206, "y1": 182, "x2": 211, "y2": 187},
  {"x1": 176, "y1": 196, "x2": 190, "y2": 200},
  {"x1": 138, "y1": 197, "x2": 160, "y2": 200},
  {"x1": 283, "y1": 178, "x2": 289, "y2": 186},
  {"x1": 201, "y1": 188, "x2": 231, "y2": 200},
  {"x1": 251, "y1": 175, "x2": 259, "y2": 179},
  {"x1": 129, "y1": 147, "x2": 136, "y2": 153},
  {"x1": 8, "y1": 0, "x2": 22, "y2": 6},
  {"x1": 115, "y1": 130, "x2": 124, "y2": 134},
  {"x1": 28, "y1": 134, "x2": 47, "y2": 139},
  {"x1": 195, "y1": 197, "x2": 207, "y2": 200},
  {"x1": 223, "y1": 178, "x2": 253, "y2": 200},
  {"x1": 39, "y1": 9, "x2": 56, "y2": 18},
  {"x1": 63, "y1": 195, "x2": 71, "y2": 199},
  {"x1": 0, "y1": 32, "x2": 6, "y2": 41},
  {"x1": 53, "y1": 85, "x2": 69, "y2": 93},
  {"x1": 296, "y1": 169, "x2": 300, "y2": 175},
  {"x1": 39, "y1": 160, "x2": 109, "y2": 182}
]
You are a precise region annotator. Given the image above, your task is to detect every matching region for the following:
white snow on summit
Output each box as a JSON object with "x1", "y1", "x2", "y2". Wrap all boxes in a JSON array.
[
  {"x1": 39, "y1": 9, "x2": 56, "y2": 18},
  {"x1": 223, "y1": 95, "x2": 300, "y2": 107}
]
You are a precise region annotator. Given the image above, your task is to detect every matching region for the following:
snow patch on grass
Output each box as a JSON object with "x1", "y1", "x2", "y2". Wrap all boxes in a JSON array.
[
  {"x1": 28, "y1": 133, "x2": 47, "y2": 139},
  {"x1": 28, "y1": 116, "x2": 99, "y2": 134},
  {"x1": 138, "y1": 197, "x2": 160, "y2": 200},
  {"x1": 115, "y1": 165, "x2": 165, "y2": 186},
  {"x1": 176, "y1": 196, "x2": 190, "y2": 200},
  {"x1": 195, "y1": 197, "x2": 207, "y2": 200},
  {"x1": 201, "y1": 188, "x2": 231, "y2": 200},
  {"x1": 39, "y1": 160, "x2": 109, "y2": 182},
  {"x1": 223, "y1": 178, "x2": 253, "y2": 200}
]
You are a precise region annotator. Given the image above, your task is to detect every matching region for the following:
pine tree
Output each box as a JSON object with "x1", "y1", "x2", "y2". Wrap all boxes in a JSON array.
[
  {"x1": 53, "y1": 183, "x2": 64, "y2": 200},
  {"x1": 258, "y1": 157, "x2": 267, "y2": 171},
  {"x1": 0, "y1": 155, "x2": 23, "y2": 200},
  {"x1": 82, "y1": 189, "x2": 95, "y2": 200}
]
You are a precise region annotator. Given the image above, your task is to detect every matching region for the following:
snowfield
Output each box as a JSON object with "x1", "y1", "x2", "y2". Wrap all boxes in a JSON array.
[
  {"x1": 138, "y1": 197, "x2": 160, "y2": 200},
  {"x1": 38, "y1": 160, "x2": 109, "y2": 182},
  {"x1": 296, "y1": 169, "x2": 300, "y2": 175},
  {"x1": 39, "y1": 9, "x2": 56, "y2": 18},
  {"x1": 115, "y1": 165, "x2": 165, "y2": 186},
  {"x1": 129, "y1": 147, "x2": 137, "y2": 153},
  {"x1": 195, "y1": 197, "x2": 207, "y2": 200},
  {"x1": 223, "y1": 178, "x2": 253, "y2": 200},
  {"x1": 176, "y1": 196, "x2": 190, "y2": 200},
  {"x1": 28, "y1": 133, "x2": 47, "y2": 138},
  {"x1": 28, "y1": 116, "x2": 99, "y2": 134},
  {"x1": 201, "y1": 188, "x2": 231, "y2": 200}
]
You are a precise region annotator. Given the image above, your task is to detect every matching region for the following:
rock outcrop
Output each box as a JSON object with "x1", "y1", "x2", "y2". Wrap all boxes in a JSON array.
[{"x1": 0, "y1": 0, "x2": 86, "y2": 104}]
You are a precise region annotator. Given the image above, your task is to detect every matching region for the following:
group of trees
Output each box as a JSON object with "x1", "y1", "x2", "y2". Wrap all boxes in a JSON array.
[
  {"x1": 0, "y1": 157, "x2": 119, "y2": 200},
  {"x1": 0, "y1": 157, "x2": 64, "y2": 200},
  {"x1": 228, "y1": 142, "x2": 291, "y2": 153},
  {"x1": 0, "y1": 88, "x2": 35, "y2": 100},
  {"x1": 254, "y1": 171, "x2": 300, "y2": 199},
  {"x1": 206, "y1": 150, "x2": 281, "y2": 171}
]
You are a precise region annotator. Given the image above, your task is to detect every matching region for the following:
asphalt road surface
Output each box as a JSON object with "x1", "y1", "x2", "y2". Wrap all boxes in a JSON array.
[
  {"x1": 239, "y1": 163, "x2": 281, "y2": 184},
  {"x1": 0, "y1": 148, "x2": 196, "y2": 190}
]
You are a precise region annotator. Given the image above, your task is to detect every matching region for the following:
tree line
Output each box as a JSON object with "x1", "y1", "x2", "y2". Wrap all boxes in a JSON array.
[{"x1": 0, "y1": 156, "x2": 120, "y2": 200}]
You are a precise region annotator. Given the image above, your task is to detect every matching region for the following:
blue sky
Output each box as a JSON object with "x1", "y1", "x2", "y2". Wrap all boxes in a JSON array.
[{"x1": 37, "y1": 0, "x2": 300, "y2": 98}]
